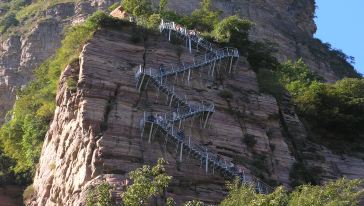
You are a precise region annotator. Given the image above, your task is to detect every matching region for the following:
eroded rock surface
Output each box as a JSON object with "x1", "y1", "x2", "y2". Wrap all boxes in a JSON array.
[{"x1": 31, "y1": 26, "x2": 295, "y2": 205}]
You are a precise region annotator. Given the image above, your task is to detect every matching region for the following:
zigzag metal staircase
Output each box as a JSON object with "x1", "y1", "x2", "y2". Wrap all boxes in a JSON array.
[{"x1": 135, "y1": 21, "x2": 273, "y2": 194}]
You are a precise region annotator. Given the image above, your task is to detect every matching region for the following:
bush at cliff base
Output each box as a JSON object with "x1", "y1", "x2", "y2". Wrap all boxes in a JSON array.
[
  {"x1": 219, "y1": 178, "x2": 364, "y2": 206},
  {"x1": 0, "y1": 11, "x2": 127, "y2": 181}
]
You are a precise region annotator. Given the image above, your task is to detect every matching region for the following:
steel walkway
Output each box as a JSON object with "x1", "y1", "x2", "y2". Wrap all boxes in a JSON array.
[{"x1": 135, "y1": 20, "x2": 273, "y2": 194}]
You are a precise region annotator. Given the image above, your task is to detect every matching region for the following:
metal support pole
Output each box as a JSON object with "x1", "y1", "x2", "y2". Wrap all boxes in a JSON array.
[
  {"x1": 203, "y1": 112, "x2": 210, "y2": 128},
  {"x1": 205, "y1": 149, "x2": 208, "y2": 173},
  {"x1": 189, "y1": 38, "x2": 192, "y2": 53},
  {"x1": 229, "y1": 56, "x2": 233, "y2": 73},
  {"x1": 138, "y1": 74, "x2": 145, "y2": 92},
  {"x1": 187, "y1": 69, "x2": 191, "y2": 86},
  {"x1": 211, "y1": 61, "x2": 216, "y2": 77},
  {"x1": 148, "y1": 123, "x2": 154, "y2": 143},
  {"x1": 179, "y1": 142, "x2": 183, "y2": 162},
  {"x1": 169, "y1": 94, "x2": 174, "y2": 106}
]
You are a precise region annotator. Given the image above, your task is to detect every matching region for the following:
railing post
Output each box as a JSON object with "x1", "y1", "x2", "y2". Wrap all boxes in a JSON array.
[
  {"x1": 168, "y1": 29, "x2": 171, "y2": 41},
  {"x1": 148, "y1": 123, "x2": 154, "y2": 143},
  {"x1": 189, "y1": 38, "x2": 192, "y2": 53},
  {"x1": 205, "y1": 148, "x2": 208, "y2": 173},
  {"x1": 179, "y1": 142, "x2": 183, "y2": 162}
]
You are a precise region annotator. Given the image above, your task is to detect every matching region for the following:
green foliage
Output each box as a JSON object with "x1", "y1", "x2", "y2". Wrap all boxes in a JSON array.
[
  {"x1": 219, "y1": 178, "x2": 364, "y2": 206},
  {"x1": 161, "y1": 11, "x2": 191, "y2": 28},
  {"x1": 0, "y1": 12, "x2": 19, "y2": 33},
  {"x1": 122, "y1": 158, "x2": 172, "y2": 206},
  {"x1": 0, "y1": 11, "x2": 119, "y2": 175},
  {"x1": 122, "y1": 0, "x2": 153, "y2": 18},
  {"x1": 166, "y1": 197, "x2": 176, "y2": 206},
  {"x1": 247, "y1": 41, "x2": 279, "y2": 71},
  {"x1": 159, "y1": 0, "x2": 168, "y2": 14},
  {"x1": 87, "y1": 182, "x2": 113, "y2": 206},
  {"x1": 15, "y1": 0, "x2": 76, "y2": 21},
  {"x1": 277, "y1": 59, "x2": 319, "y2": 97},
  {"x1": 256, "y1": 69, "x2": 285, "y2": 99},
  {"x1": 146, "y1": 13, "x2": 161, "y2": 30},
  {"x1": 190, "y1": 0, "x2": 220, "y2": 31},
  {"x1": 108, "y1": 2, "x2": 120, "y2": 12},
  {"x1": 289, "y1": 161, "x2": 321, "y2": 187},
  {"x1": 184, "y1": 200, "x2": 204, "y2": 206},
  {"x1": 220, "y1": 178, "x2": 288, "y2": 206},
  {"x1": 289, "y1": 178, "x2": 364, "y2": 206},
  {"x1": 273, "y1": 59, "x2": 364, "y2": 151},
  {"x1": 213, "y1": 15, "x2": 253, "y2": 53},
  {"x1": 66, "y1": 76, "x2": 77, "y2": 92},
  {"x1": 295, "y1": 78, "x2": 364, "y2": 138}
]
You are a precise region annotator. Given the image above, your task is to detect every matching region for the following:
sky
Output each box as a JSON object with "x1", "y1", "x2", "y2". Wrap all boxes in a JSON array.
[{"x1": 314, "y1": 0, "x2": 364, "y2": 75}]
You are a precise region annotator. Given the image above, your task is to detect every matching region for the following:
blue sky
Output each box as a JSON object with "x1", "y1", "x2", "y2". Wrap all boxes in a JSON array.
[{"x1": 314, "y1": 0, "x2": 364, "y2": 75}]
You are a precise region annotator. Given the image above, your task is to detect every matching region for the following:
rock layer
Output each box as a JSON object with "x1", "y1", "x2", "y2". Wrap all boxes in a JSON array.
[{"x1": 31, "y1": 26, "x2": 295, "y2": 205}]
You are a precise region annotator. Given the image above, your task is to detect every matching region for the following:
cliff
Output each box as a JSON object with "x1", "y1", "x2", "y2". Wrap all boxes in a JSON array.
[
  {"x1": 30, "y1": 25, "x2": 295, "y2": 205},
  {"x1": 1, "y1": 0, "x2": 357, "y2": 126},
  {"x1": 1, "y1": 0, "x2": 362, "y2": 205},
  {"x1": 30, "y1": 23, "x2": 364, "y2": 205}
]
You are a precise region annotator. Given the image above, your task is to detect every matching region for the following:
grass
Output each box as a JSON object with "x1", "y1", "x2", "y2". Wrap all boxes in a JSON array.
[{"x1": 16, "y1": 0, "x2": 78, "y2": 21}]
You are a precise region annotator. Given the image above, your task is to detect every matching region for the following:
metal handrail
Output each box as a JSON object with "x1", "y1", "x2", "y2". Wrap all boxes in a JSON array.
[
  {"x1": 140, "y1": 114, "x2": 273, "y2": 194},
  {"x1": 134, "y1": 20, "x2": 273, "y2": 194}
]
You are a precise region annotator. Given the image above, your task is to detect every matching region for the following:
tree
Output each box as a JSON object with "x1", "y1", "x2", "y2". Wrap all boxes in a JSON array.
[
  {"x1": 122, "y1": 0, "x2": 153, "y2": 18},
  {"x1": 219, "y1": 178, "x2": 288, "y2": 206},
  {"x1": 213, "y1": 15, "x2": 253, "y2": 54},
  {"x1": 0, "y1": 12, "x2": 19, "y2": 33},
  {"x1": 276, "y1": 59, "x2": 319, "y2": 97},
  {"x1": 147, "y1": 13, "x2": 161, "y2": 30},
  {"x1": 184, "y1": 200, "x2": 204, "y2": 206},
  {"x1": 159, "y1": 0, "x2": 168, "y2": 14},
  {"x1": 219, "y1": 178, "x2": 364, "y2": 206},
  {"x1": 295, "y1": 78, "x2": 364, "y2": 137},
  {"x1": 289, "y1": 178, "x2": 364, "y2": 206},
  {"x1": 87, "y1": 182, "x2": 113, "y2": 206},
  {"x1": 191, "y1": 0, "x2": 221, "y2": 31},
  {"x1": 122, "y1": 158, "x2": 173, "y2": 206}
]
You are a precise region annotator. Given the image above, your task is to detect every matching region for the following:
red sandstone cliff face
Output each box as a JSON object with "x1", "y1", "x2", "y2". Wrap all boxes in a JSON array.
[
  {"x1": 30, "y1": 25, "x2": 295, "y2": 205},
  {"x1": 29, "y1": 15, "x2": 364, "y2": 206}
]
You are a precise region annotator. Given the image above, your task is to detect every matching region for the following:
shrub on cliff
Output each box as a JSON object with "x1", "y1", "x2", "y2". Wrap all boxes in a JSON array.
[
  {"x1": 0, "y1": 12, "x2": 19, "y2": 33},
  {"x1": 87, "y1": 182, "x2": 114, "y2": 206},
  {"x1": 276, "y1": 59, "x2": 320, "y2": 97},
  {"x1": 295, "y1": 78, "x2": 364, "y2": 138},
  {"x1": 213, "y1": 15, "x2": 253, "y2": 54},
  {"x1": 122, "y1": 158, "x2": 173, "y2": 206},
  {"x1": 190, "y1": 0, "x2": 220, "y2": 31},
  {"x1": 273, "y1": 59, "x2": 364, "y2": 152},
  {"x1": 122, "y1": 0, "x2": 153, "y2": 19},
  {"x1": 219, "y1": 178, "x2": 364, "y2": 206}
]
